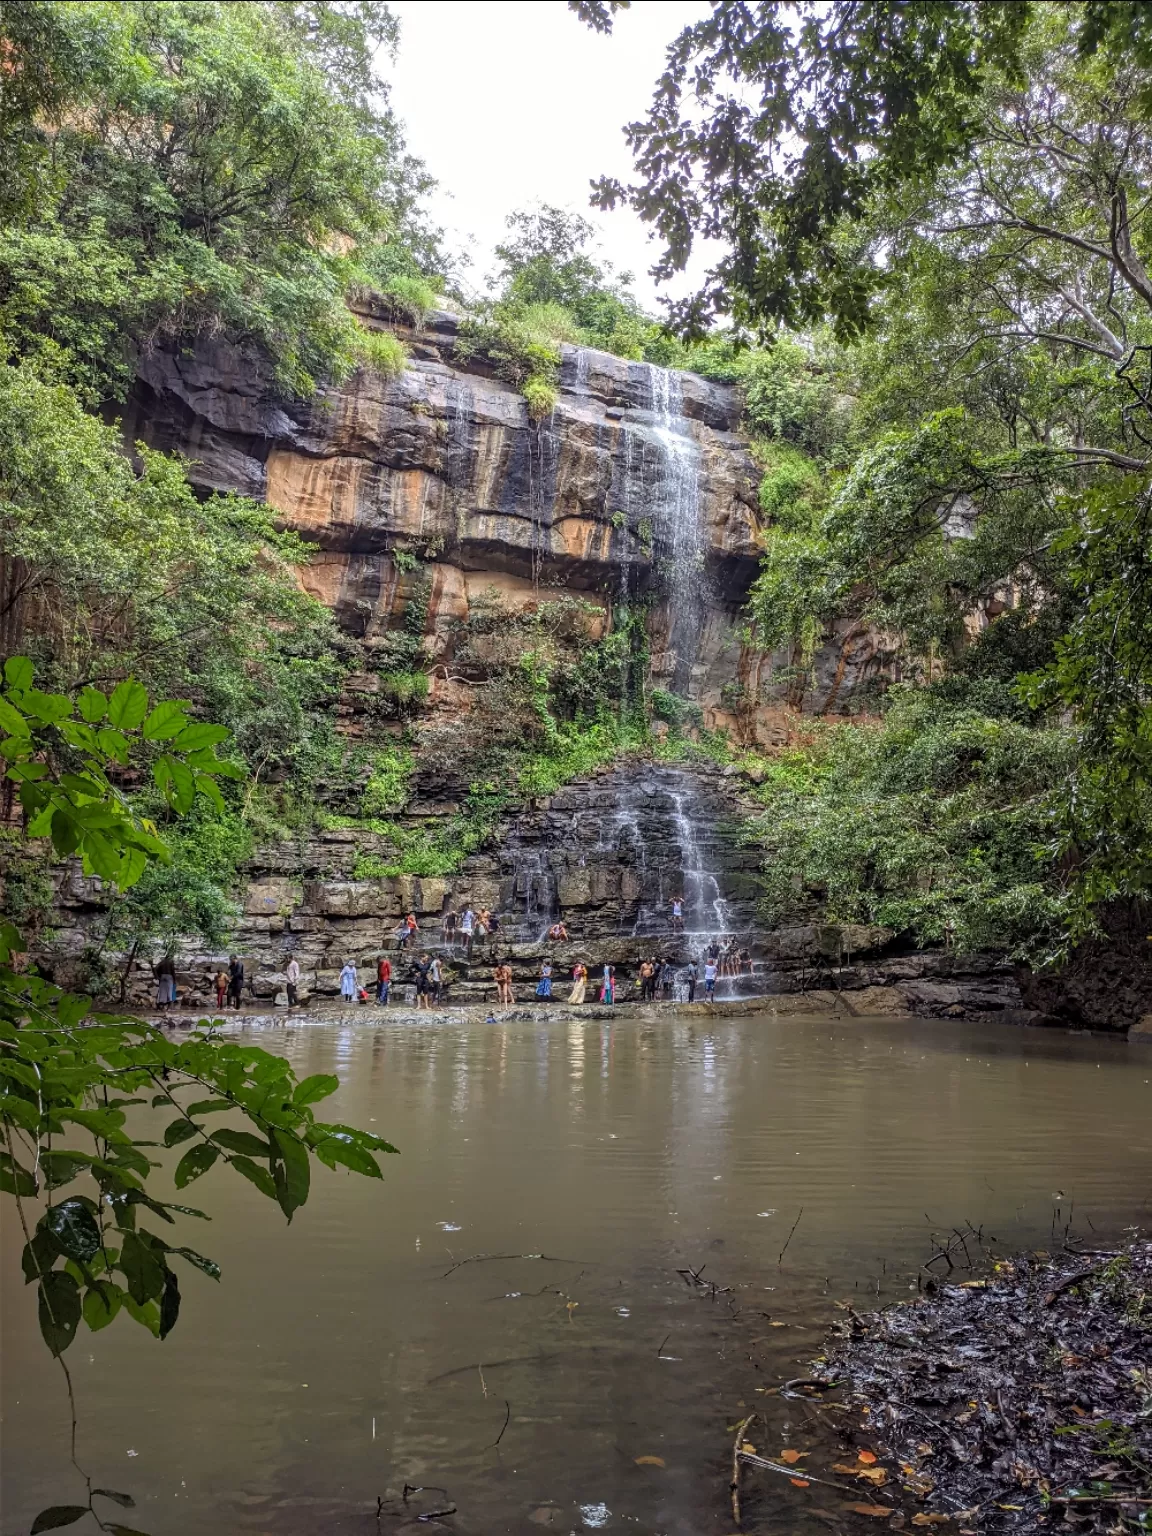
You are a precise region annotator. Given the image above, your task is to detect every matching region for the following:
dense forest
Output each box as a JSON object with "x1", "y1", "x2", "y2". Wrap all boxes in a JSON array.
[{"x1": 3, "y1": 0, "x2": 1152, "y2": 980}]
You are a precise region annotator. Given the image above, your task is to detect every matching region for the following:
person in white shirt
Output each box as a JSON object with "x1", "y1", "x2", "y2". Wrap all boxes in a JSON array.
[
  {"x1": 459, "y1": 906, "x2": 475, "y2": 953},
  {"x1": 285, "y1": 956, "x2": 301, "y2": 1006},
  {"x1": 703, "y1": 959, "x2": 718, "y2": 1002},
  {"x1": 339, "y1": 960, "x2": 357, "y2": 1002}
]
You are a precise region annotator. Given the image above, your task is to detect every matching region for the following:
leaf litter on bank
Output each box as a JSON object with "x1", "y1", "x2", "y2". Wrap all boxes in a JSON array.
[{"x1": 811, "y1": 1239, "x2": 1152, "y2": 1534}]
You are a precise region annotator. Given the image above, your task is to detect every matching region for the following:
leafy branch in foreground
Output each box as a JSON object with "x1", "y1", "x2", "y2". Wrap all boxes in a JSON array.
[{"x1": 0, "y1": 657, "x2": 396, "y2": 1365}]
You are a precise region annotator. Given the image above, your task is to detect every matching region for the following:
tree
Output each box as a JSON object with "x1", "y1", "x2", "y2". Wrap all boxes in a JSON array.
[
  {"x1": 0, "y1": 657, "x2": 393, "y2": 1530},
  {"x1": 0, "y1": 0, "x2": 432, "y2": 400}
]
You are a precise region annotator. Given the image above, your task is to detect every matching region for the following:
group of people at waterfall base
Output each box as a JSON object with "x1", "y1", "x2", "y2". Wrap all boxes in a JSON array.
[
  {"x1": 327, "y1": 897, "x2": 753, "y2": 1011},
  {"x1": 156, "y1": 897, "x2": 752, "y2": 1012}
]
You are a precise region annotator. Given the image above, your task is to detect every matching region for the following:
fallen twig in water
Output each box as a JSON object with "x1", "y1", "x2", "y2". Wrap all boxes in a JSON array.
[
  {"x1": 426, "y1": 1352, "x2": 560, "y2": 1385},
  {"x1": 778, "y1": 1208, "x2": 804, "y2": 1265},
  {"x1": 731, "y1": 1412, "x2": 756, "y2": 1526},
  {"x1": 492, "y1": 1399, "x2": 511, "y2": 1448},
  {"x1": 441, "y1": 1252, "x2": 586, "y2": 1278},
  {"x1": 739, "y1": 1451, "x2": 884, "y2": 1498}
]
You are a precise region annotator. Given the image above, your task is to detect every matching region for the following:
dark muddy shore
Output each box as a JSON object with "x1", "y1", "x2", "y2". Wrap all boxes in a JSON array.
[{"x1": 807, "y1": 1241, "x2": 1152, "y2": 1535}]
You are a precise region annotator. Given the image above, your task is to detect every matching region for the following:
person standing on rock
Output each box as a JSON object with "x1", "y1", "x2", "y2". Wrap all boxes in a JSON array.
[
  {"x1": 493, "y1": 960, "x2": 513, "y2": 1006},
  {"x1": 487, "y1": 911, "x2": 501, "y2": 952},
  {"x1": 376, "y1": 955, "x2": 392, "y2": 1006},
  {"x1": 285, "y1": 955, "x2": 301, "y2": 1007},
  {"x1": 569, "y1": 961, "x2": 587, "y2": 1004},
  {"x1": 459, "y1": 905, "x2": 475, "y2": 953},
  {"x1": 154, "y1": 952, "x2": 176, "y2": 1011},
  {"x1": 227, "y1": 954, "x2": 245, "y2": 1010},
  {"x1": 429, "y1": 953, "x2": 443, "y2": 1005},
  {"x1": 536, "y1": 959, "x2": 553, "y2": 1001},
  {"x1": 442, "y1": 907, "x2": 456, "y2": 945},
  {"x1": 639, "y1": 958, "x2": 655, "y2": 1001},
  {"x1": 340, "y1": 959, "x2": 357, "y2": 1003},
  {"x1": 413, "y1": 953, "x2": 433, "y2": 1010},
  {"x1": 600, "y1": 964, "x2": 615, "y2": 1005},
  {"x1": 703, "y1": 957, "x2": 718, "y2": 1004},
  {"x1": 214, "y1": 968, "x2": 229, "y2": 1011},
  {"x1": 685, "y1": 959, "x2": 698, "y2": 1003},
  {"x1": 671, "y1": 895, "x2": 684, "y2": 931}
]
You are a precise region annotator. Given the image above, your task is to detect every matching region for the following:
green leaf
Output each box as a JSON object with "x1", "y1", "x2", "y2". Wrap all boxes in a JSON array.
[
  {"x1": 194, "y1": 772, "x2": 225, "y2": 812},
  {"x1": 173, "y1": 1141, "x2": 220, "y2": 1188},
  {"x1": 40, "y1": 1151, "x2": 93, "y2": 1189},
  {"x1": 210, "y1": 1128, "x2": 272, "y2": 1157},
  {"x1": 96, "y1": 727, "x2": 130, "y2": 764},
  {"x1": 0, "y1": 696, "x2": 30, "y2": 737},
  {"x1": 119, "y1": 1231, "x2": 165, "y2": 1305},
  {"x1": 141, "y1": 699, "x2": 190, "y2": 740},
  {"x1": 22, "y1": 1229, "x2": 59, "y2": 1284},
  {"x1": 230, "y1": 1155, "x2": 277, "y2": 1200},
  {"x1": 172, "y1": 1246, "x2": 221, "y2": 1280},
  {"x1": 83, "y1": 1282, "x2": 124, "y2": 1331},
  {"x1": 0, "y1": 1149, "x2": 38, "y2": 1195},
  {"x1": 77, "y1": 686, "x2": 108, "y2": 723},
  {"x1": 4, "y1": 656, "x2": 34, "y2": 691},
  {"x1": 121, "y1": 1295, "x2": 160, "y2": 1337},
  {"x1": 184, "y1": 1099, "x2": 233, "y2": 1114},
  {"x1": 30, "y1": 1506, "x2": 90, "y2": 1533},
  {"x1": 44, "y1": 1198, "x2": 102, "y2": 1264},
  {"x1": 38, "y1": 1270, "x2": 82, "y2": 1355},
  {"x1": 293, "y1": 1073, "x2": 339, "y2": 1107},
  {"x1": 163, "y1": 1118, "x2": 200, "y2": 1147},
  {"x1": 82, "y1": 830, "x2": 122, "y2": 884},
  {"x1": 155, "y1": 753, "x2": 196, "y2": 813},
  {"x1": 158, "y1": 1269, "x2": 181, "y2": 1339},
  {"x1": 107, "y1": 679, "x2": 149, "y2": 730},
  {"x1": 313, "y1": 1134, "x2": 383, "y2": 1179},
  {"x1": 91, "y1": 1490, "x2": 135, "y2": 1509},
  {"x1": 173, "y1": 722, "x2": 230, "y2": 751},
  {"x1": 22, "y1": 689, "x2": 73, "y2": 724},
  {"x1": 271, "y1": 1127, "x2": 310, "y2": 1220}
]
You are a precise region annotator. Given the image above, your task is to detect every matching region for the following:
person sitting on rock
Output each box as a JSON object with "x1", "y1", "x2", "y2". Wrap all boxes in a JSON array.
[{"x1": 547, "y1": 920, "x2": 568, "y2": 942}]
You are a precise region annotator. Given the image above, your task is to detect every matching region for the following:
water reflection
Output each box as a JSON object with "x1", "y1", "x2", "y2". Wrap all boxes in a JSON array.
[{"x1": 3, "y1": 1015, "x2": 1151, "y2": 1536}]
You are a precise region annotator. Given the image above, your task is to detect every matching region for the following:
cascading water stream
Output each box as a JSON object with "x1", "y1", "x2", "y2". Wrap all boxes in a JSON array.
[{"x1": 645, "y1": 364, "x2": 707, "y2": 695}]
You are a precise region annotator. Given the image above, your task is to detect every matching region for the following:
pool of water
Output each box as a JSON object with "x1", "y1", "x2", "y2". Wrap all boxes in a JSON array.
[{"x1": 3, "y1": 1013, "x2": 1151, "y2": 1535}]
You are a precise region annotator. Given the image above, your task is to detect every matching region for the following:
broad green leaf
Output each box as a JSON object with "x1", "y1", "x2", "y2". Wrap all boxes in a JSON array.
[
  {"x1": 77, "y1": 686, "x2": 108, "y2": 723},
  {"x1": 83, "y1": 1282, "x2": 124, "y2": 1331},
  {"x1": 0, "y1": 1090, "x2": 41, "y2": 1133},
  {"x1": 271, "y1": 1127, "x2": 310, "y2": 1220},
  {"x1": 91, "y1": 1491, "x2": 135, "y2": 1509},
  {"x1": 82, "y1": 830, "x2": 122, "y2": 884},
  {"x1": 107, "y1": 679, "x2": 148, "y2": 730},
  {"x1": 4, "y1": 656, "x2": 34, "y2": 691},
  {"x1": 38, "y1": 1270, "x2": 82, "y2": 1355},
  {"x1": 155, "y1": 754, "x2": 195, "y2": 813},
  {"x1": 313, "y1": 1134, "x2": 382, "y2": 1179},
  {"x1": 22, "y1": 1229, "x2": 58, "y2": 1284},
  {"x1": 293, "y1": 1073, "x2": 339, "y2": 1107},
  {"x1": 121, "y1": 1295, "x2": 160, "y2": 1337},
  {"x1": 141, "y1": 700, "x2": 189, "y2": 740},
  {"x1": 184, "y1": 1099, "x2": 233, "y2": 1114},
  {"x1": 119, "y1": 846, "x2": 148, "y2": 889},
  {"x1": 174, "y1": 1141, "x2": 220, "y2": 1187},
  {"x1": 0, "y1": 696, "x2": 30, "y2": 736},
  {"x1": 97, "y1": 727, "x2": 130, "y2": 764},
  {"x1": 158, "y1": 1269, "x2": 180, "y2": 1339},
  {"x1": 119, "y1": 1231, "x2": 165, "y2": 1305},
  {"x1": 173, "y1": 722, "x2": 230, "y2": 751},
  {"x1": 210, "y1": 1128, "x2": 272, "y2": 1157},
  {"x1": 194, "y1": 772, "x2": 225, "y2": 812},
  {"x1": 22, "y1": 689, "x2": 73, "y2": 724},
  {"x1": 0, "y1": 1149, "x2": 38, "y2": 1196},
  {"x1": 172, "y1": 1246, "x2": 221, "y2": 1280},
  {"x1": 30, "y1": 1506, "x2": 90, "y2": 1533},
  {"x1": 44, "y1": 1198, "x2": 102, "y2": 1263},
  {"x1": 163, "y1": 1118, "x2": 200, "y2": 1147},
  {"x1": 230, "y1": 1155, "x2": 277, "y2": 1200}
]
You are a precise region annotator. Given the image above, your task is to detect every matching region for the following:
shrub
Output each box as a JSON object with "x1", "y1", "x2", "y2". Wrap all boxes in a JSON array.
[
  {"x1": 522, "y1": 377, "x2": 558, "y2": 420},
  {"x1": 355, "y1": 325, "x2": 407, "y2": 377}
]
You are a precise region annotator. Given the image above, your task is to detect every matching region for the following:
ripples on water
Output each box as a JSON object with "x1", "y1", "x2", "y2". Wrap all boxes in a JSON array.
[{"x1": 3, "y1": 1014, "x2": 1151, "y2": 1535}]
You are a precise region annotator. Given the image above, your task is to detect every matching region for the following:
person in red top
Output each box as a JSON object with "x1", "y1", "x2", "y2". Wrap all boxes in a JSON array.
[{"x1": 376, "y1": 955, "x2": 392, "y2": 1006}]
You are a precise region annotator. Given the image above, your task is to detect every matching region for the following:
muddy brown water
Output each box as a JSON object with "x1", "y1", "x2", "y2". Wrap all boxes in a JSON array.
[{"x1": 3, "y1": 1012, "x2": 1151, "y2": 1536}]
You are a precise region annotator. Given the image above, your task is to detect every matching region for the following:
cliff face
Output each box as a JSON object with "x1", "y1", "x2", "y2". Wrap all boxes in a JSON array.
[{"x1": 123, "y1": 307, "x2": 894, "y2": 734}]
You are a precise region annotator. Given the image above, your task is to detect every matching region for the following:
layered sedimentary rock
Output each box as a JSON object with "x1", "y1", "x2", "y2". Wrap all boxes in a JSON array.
[{"x1": 123, "y1": 306, "x2": 896, "y2": 732}]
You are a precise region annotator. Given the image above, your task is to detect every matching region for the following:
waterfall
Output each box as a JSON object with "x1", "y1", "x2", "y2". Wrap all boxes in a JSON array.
[{"x1": 645, "y1": 364, "x2": 707, "y2": 696}]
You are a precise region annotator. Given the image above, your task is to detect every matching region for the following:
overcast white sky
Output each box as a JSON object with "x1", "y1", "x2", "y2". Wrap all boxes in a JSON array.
[{"x1": 382, "y1": 0, "x2": 714, "y2": 313}]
